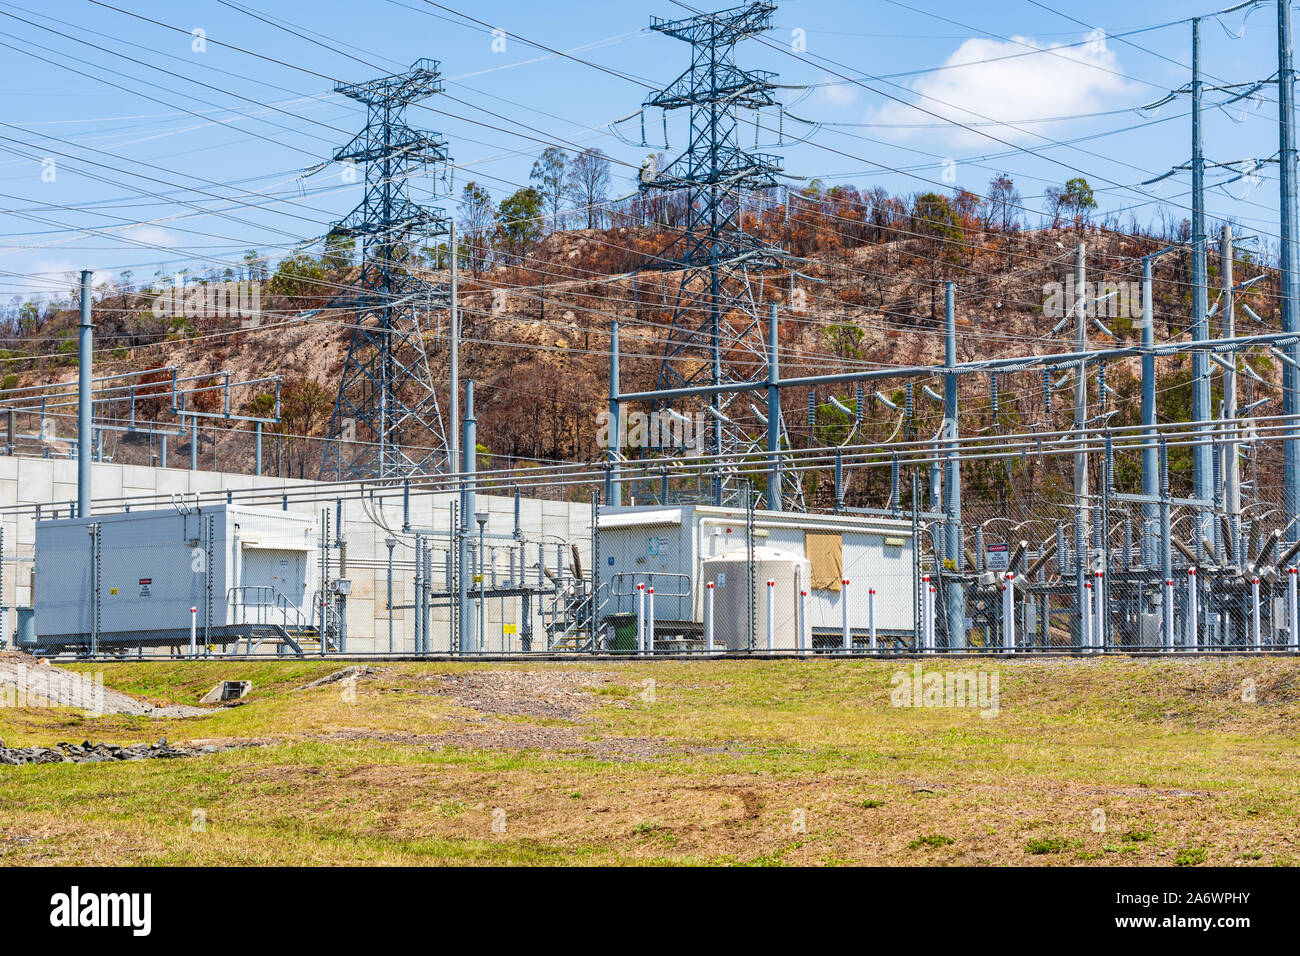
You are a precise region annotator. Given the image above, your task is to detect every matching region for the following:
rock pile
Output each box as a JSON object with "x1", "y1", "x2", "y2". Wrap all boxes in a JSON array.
[{"x1": 0, "y1": 737, "x2": 215, "y2": 765}]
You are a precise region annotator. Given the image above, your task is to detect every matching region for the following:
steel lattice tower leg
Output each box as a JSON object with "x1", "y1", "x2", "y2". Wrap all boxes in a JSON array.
[
  {"x1": 321, "y1": 59, "x2": 453, "y2": 480},
  {"x1": 638, "y1": 2, "x2": 799, "y2": 508}
]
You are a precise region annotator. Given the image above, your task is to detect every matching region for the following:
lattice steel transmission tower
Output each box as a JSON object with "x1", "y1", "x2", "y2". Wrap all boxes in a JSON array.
[
  {"x1": 639, "y1": 1, "x2": 793, "y2": 507},
  {"x1": 321, "y1": 58, "x2": 452, "y2": 480}
]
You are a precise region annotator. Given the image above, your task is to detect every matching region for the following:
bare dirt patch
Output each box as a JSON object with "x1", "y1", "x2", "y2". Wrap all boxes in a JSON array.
[
  {"x1": 378, "y1": 669, "x2": 742, "y2": 761},
  {"x1": 421, "y1": 669, "x2": 620, "y2": 720}
]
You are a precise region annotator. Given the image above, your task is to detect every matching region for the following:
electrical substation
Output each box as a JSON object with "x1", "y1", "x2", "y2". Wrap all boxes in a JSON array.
[{"x1": 2, "y1": 0, "x2": 1300, "y2": 660}]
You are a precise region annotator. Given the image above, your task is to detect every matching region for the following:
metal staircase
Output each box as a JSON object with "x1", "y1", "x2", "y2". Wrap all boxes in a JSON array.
[{"x1": 227, "y1": 586, "x2": 321, "y2": 657}]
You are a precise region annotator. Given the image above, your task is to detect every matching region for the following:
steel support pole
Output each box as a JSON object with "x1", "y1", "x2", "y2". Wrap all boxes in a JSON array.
[
  {"x1": 766, "y1": 303, "x2": 782, "y2": 512},
  {"x1": 1073, "y1": 243, "x2": 1089, "y2": 648},
  {"x1": 1187, "y1": 567, "x2": 1200, "y2": 650},
  {"x1": 254, "y1": 420, "x2": 263, "y2": 476},
  {"x1": 77, "y1": 270, "x2": 92, "y2": 518},
  {"x1": 458, "y1": 381, "x2": 476, "y2": 654},
  {"x1": 1222, "y1": 224, "x2": 1242, "y2": 566},
  {"x1": 943, "y1": 282, "x2": 964, "y2": 648},
  {"x1": 449, "y1": 221, "x2": 459, "y2": 479},
  {"x1": 1140, "y1": 256, "x2": 1158, "y2": 565},
  {"x1": 1279, "y1": 0, "x2": 1300, "y2": 542},
  {"x1": 1191, "y1": 18, "x2": 1214, "y2": 559},
  {"x1": 608, "y1": 315, "x2": 622, "y2": 507}
]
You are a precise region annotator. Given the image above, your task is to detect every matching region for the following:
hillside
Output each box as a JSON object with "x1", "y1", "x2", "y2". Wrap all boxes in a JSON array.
[{"x1": 3, "y1": 209, "x2": 1282, "y2": 508}]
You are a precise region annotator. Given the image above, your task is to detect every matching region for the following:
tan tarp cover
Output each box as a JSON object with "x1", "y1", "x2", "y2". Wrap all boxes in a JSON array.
[{"x1": 806, "y1": 531, "x2": 843, "y2": 591}]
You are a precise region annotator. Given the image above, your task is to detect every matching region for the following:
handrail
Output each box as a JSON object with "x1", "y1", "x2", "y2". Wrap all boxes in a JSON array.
[
  {"x1": 227, "y1": 585, "x2": 306, "y2": 632},
  {"x1": 609, "y1": 572, "x2": 691, "y2": 598}
]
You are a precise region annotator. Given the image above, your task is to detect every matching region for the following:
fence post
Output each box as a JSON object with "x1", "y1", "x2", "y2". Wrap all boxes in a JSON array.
[
  {"x1": 1163, "y1": 578, "x2": 1174, "y2": 651},
  {"x1": 1251, "y1": 575, "x2": 1261, "y2": 648},
  {"x1": 1083, "y1": 580, "x2": 1093, "y2": 652},
  {"x1": 636, "y1": 583, "x2": 645, "y2": 655},
  {"x1": 1093, "y1": 569, "x2": 1105, "y2": 651},
  {"x1": 647, "y1": 587, "x2": 655, "y2": 655},
  {"x1": 705, "y1": 581, "x2": 715, "y2": 653},
  {"x1": 1186, "y1": 567, "x2": 1199, "y2": 650},
  {"x1": 1289, "y1": 567, "x2": 1298, "y2": 649},
  {"x1": 841, "y1": 578, "x2": 851, "y2": 651},
  {"x1": 920, "y1": 574, "x2": 930, "y2": 653},
  {"x1": 1003, "y1": 572, "x2": 1015, "y2": 650},
  {"x1": 927, "y1": 578, "x2": 937, "y2": 652},
  {"x1": 766, "y1": 580, "x2": 775, "y2": 651},
  {"x1": 868, "y1": 587, "x2": 876, "y2": 653}
]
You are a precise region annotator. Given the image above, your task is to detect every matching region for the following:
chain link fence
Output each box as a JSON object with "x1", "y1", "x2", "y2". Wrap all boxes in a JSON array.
[{"x1": 3, "y1": 428, "x2": 1299, "y2": 658}]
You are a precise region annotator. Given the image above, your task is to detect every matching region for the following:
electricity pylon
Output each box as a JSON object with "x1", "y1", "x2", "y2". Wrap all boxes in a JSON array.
[
  {"x1": 321, "y1": 58, "x2": 452, "y2": 480},
  {"x1": 638, "y1": 1, "x2": 795, "y2": 507}
]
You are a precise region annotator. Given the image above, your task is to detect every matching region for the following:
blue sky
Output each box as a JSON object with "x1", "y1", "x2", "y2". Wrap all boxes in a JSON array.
[{"x1": 0, "y1": 0, "x2": 1289, "y2": 302}]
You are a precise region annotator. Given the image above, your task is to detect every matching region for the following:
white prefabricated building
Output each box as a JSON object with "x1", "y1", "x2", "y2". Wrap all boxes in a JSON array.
[
  {"x1": 33, "y1": 504, "x2": 318, "y2": 650},
  {"x1": 598, "y1": 505, "x2": 915, "y2": 645}
]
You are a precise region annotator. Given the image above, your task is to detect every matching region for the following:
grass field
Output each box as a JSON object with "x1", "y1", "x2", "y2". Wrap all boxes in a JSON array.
[{"x1": 0, "y1": 657, "x2": 1297, "y2": 866}]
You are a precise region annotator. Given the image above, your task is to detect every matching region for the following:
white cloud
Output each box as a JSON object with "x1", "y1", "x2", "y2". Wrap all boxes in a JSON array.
[
  {"x1": 868, "y1": 30, "x2": 1134, "y2": 147},
  {"x1": 28, "y1": 260, "x2": 109, "y2": 300},
  {"x1": 814, "y1": 78, "x2": 860, "y2": 110},
  {"x1": 123, "y1": 225, "x2": 182, "y2": 249}
]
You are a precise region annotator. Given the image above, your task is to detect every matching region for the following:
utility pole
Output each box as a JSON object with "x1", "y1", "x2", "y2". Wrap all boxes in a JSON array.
[
  {"x1": 943, "y1": 281, "x2": 964, "y2": 649},
  {"x1": 1279, "y1": 0, "x2": 1300, "y2": 542},
  {"x1": 1191, "y1": 17, "x2": 1214, "y2": 560},
  {"x1": 77, "y1": 269, "x2": 92, "y2": 519},
  {"x1": 1073, "y1": 243, "x2": 1089, "y2": 648}
]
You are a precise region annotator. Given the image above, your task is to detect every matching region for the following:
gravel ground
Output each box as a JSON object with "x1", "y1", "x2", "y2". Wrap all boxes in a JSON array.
[{"x1": 0, "y1": 652, "x2": 209, "y2": 717}]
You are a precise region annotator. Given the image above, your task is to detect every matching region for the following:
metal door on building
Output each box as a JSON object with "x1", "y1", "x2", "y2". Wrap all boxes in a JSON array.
[{"x1": 241, "y1": 548, "x2": 307, "y2": 599}]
